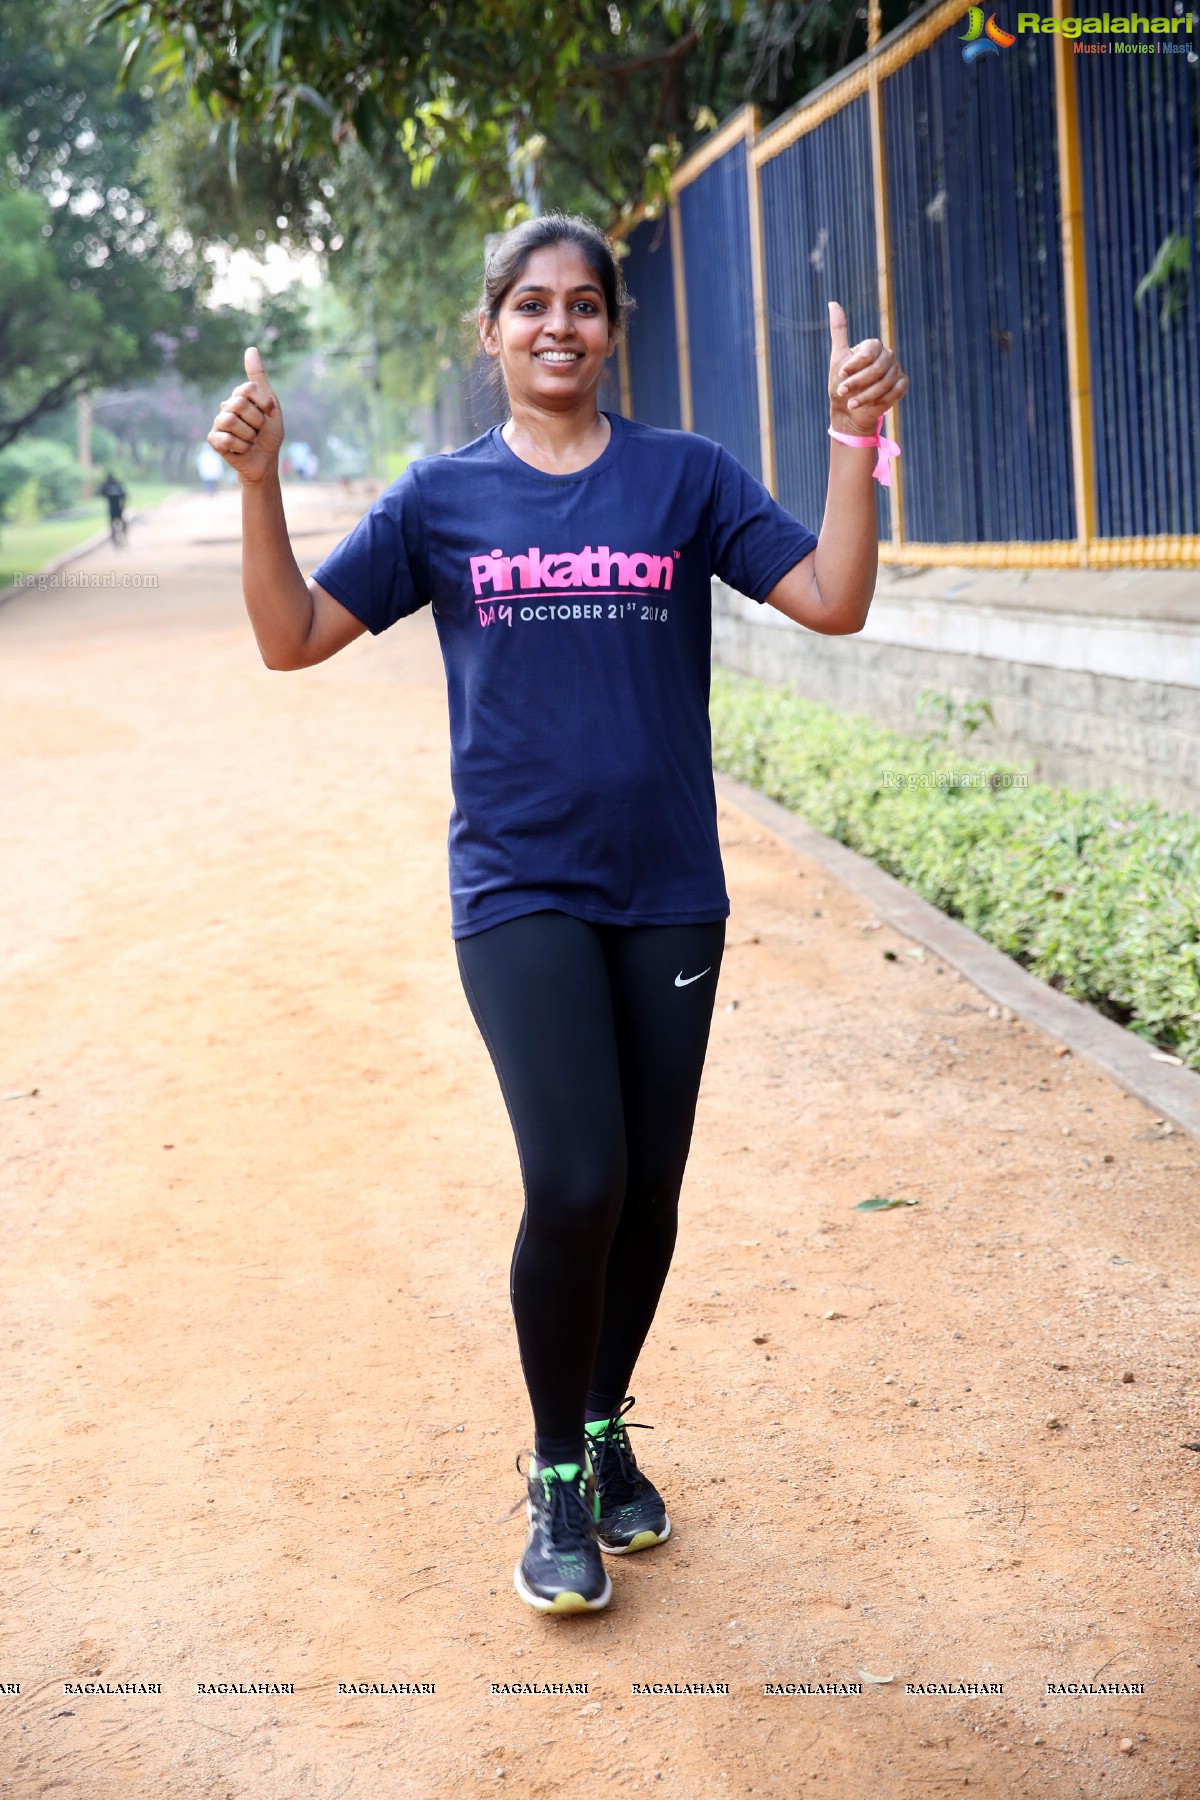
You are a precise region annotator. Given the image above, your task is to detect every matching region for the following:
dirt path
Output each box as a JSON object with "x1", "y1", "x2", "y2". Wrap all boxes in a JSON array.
[{"x1": 2, "y1": 488, "x2": 1198, "y2": 1800}]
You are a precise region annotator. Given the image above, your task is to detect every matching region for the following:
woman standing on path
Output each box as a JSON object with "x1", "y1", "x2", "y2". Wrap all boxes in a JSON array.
[{"x1": 206, "y1": 214, "x2": 907, "y2": 1615}]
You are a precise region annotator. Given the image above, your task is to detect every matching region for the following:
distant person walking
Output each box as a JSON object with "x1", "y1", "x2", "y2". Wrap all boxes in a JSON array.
[
  {"x1": 286, "y1": 440, "x2": 319, "y2": 481},
  {"x1": 98, "y1": 471, "x2": 127, "y2": 547},
  {"x1": 197, "y1": 442, "x2": 224, "y2": 497}
]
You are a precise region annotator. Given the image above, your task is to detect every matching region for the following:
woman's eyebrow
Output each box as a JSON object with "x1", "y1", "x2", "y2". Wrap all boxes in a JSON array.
[{"x1": 512, "y1": 282, "x2": 604, "y2": 297}]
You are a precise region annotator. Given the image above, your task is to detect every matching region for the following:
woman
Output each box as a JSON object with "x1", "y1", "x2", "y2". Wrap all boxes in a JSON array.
[{"x1": 206, "y1": 212, "x2": 907, "y2": 1615}]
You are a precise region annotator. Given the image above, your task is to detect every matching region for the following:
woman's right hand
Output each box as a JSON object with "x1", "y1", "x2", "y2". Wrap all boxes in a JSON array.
[{"x1": 207, "y1": 346, "x2": 285, "y2": 484}]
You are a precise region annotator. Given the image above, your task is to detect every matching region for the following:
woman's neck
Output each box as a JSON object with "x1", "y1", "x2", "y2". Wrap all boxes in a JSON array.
[{"x1": 501, "y1": 401, "x2": 611, "y2": 475}]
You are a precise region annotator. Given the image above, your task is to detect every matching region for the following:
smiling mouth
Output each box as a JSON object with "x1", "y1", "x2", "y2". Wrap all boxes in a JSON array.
[{"x1": 534, "y1": 350, "x2": 583, "y2": 364}]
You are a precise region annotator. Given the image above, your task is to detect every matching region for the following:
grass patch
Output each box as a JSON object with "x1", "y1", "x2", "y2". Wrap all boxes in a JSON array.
[
  {"x1": 0, "y1": 483, "x2": 184, "y2": 581},
  {"x1": 710, "y1": 666, "x2": 1200, "y2": 1071}
]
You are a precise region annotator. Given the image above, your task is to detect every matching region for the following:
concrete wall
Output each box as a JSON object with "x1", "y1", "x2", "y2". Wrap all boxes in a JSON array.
[{"x1": 712, "y1": 567, "x2": 1200, "y2": 814}]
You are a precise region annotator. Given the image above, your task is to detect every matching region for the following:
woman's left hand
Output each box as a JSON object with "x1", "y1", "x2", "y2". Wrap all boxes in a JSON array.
[{"x1": 827, "y1": 300, "x2": 908, "y2": 433}]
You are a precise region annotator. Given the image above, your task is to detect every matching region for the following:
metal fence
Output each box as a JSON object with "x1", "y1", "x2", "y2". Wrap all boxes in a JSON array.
[
  {"x1": 619, "y1": 0, "x2": 1200, "y2": 569},
  {"x1": 676, "y1": 133, "x2": 764, "y2": 480},
  {"x1": 758, "y1": 92, "x2": 887, "y2": 539},
  {"x1": 619, "y1": 216, "x2": 681, "y2": 431}
]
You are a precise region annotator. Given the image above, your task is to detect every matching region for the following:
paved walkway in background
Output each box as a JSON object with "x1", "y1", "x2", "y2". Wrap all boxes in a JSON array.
[{"x1": 2, "y1": 487, "x2": 1197, "y2": 1800}]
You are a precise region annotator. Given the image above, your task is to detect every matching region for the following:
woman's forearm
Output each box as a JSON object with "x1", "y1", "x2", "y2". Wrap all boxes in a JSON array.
[
  {"x1": 811, "y1": 422, "x2": 881, "y2": 634},
  {"x1": 240, "y1": 475, "x2": 316, "y2": 669},
  {"x1": 810, "y1": 301, "x2": 907, "y2": 633}
]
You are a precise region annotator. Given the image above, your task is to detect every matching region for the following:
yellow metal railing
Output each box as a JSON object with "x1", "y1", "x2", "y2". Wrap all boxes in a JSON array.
[{"x1": 638, "y1": 0, "x2": 1200, "y2": 572}]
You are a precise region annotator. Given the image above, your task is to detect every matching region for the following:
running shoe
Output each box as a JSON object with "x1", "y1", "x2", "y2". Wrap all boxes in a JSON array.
[
  {"x1": 510, "y1": 1451, "x2": 612, "y2": 1613},
  {"x1": 587, "y1": 1396, "x2": 671, "y2": 1554}
]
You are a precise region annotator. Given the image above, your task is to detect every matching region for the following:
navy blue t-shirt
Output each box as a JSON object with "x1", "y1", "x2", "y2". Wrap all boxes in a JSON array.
[{"x1": 310, "y1": 412, "x2": 817, "y2": 939}]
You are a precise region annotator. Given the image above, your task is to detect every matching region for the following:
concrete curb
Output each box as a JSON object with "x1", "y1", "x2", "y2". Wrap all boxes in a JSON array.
[{"x1": 715, "y1": 771, "x2": 1200, "y2": 1141}]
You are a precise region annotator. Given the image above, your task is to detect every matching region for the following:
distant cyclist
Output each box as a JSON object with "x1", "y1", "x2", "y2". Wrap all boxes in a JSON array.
[{"x1": 99, "y1": 471, "x2": 127, "y2": 547}]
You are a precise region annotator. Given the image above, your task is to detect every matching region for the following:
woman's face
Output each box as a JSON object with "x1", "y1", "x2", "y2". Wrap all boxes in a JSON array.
[{"x1": 480, "y1": 242, "x2": 617, "y2": 413}]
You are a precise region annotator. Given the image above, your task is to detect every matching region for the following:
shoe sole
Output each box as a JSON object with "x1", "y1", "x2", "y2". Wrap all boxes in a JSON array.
[
  {"x1": 513, "y1": 1561, "x2": 612, "y2": 1612},
  {"x1": 597, "y1": 1511, "x2": 671, "y2": 1555}
]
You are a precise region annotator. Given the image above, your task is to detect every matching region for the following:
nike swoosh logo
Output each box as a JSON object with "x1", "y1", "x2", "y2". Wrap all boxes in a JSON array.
[{"x1": 674, "y1": 967, "x2": 712, "y2": 987}]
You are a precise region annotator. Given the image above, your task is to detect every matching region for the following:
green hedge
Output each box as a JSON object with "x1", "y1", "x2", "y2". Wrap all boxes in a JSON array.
[
  {"x1": 709, "y1": 668, "x2": 1200, "y2": 1071},
  {"x1": 0, "y1": 439, "x2": 84, "y2": 521}
]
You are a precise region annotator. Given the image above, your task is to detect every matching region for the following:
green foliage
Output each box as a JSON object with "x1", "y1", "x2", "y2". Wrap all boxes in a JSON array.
[
  {"x1": 0, "y1": 172, "x2": 110, "y2": 449},
  {"x1": 6, "y1": 480, "x2": 42, "y2": 527},
  {"x1": 0, "y1": 1, "x2": 174, "y2": 448},
  {"x1": 0, "y1": 0, "x2": 313, "y2": 460},
  {"x1": 0, "y1": 438, "x2": 84, "y2": 519},
  {"x1": 92, "y1": 0, "x2": 911, "y2": 219},
  {"x1": 914, "y1": 687, "x2": 995, "y2": 744},
  {"x1": 709, "y1": 668, "x2": 1200, "y2": 1070},
  {"x1": 133, "y1": 94, "x2": 331, "y2": 260},
  {"x1": 93, "y1": 0, "x2": 707, "y2": 214},
  {"x1": 1135, "y1": 224, "x2": 1196, "y2": 330},
  {"x1": 86, "y1": 0, "x2": 926, "y2": 419},
  {"x1": 26, "y1": 408, "x2": 120, "y2": 473},
  {"x1": 172, "y1": 288, "x2": 310, "y2": 389},
  {"x1": 323, "y1": 144, "x2": 494, "y2": 405}
]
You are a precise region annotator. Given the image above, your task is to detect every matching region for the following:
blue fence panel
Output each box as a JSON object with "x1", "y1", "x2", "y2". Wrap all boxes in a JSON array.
[
  {"x1": 885, "y1": 31, "x2": 1074, "y2": 544},
  {"x1": 679, "y1": 140, "x2": 761, "y2": 479},
  {"x1": 759, "y1": 94, "x2": 886, "y2": 538},
  {"x1": 622, "y1": 216, "x2": 681, "y2": 429},
  {"x1": 1078, "y1": 12, "x2": 1198, "y2": 540}
]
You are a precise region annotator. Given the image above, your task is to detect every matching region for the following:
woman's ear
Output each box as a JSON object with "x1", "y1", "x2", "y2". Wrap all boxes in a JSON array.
[{"x1": 479, "y1": 311, "x2": 500, "y2": 360}]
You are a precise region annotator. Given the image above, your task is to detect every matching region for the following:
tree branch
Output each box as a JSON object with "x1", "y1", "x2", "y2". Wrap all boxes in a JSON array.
[
  {"x1": 835, "y1": 3, "x2": 862, "y2": 71},
  {"x1": 536, "y1": 126, "x2": 626, "y2": 216},
  {"x1": 0, "y1": 368, "x2": 92, "y2": 456},
  {"x1": 585, "y1": 25, "x2": 701, "y2": 78}
]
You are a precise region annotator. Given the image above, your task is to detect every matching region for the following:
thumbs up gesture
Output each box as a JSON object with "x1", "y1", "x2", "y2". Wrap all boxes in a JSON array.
[
  {"x1": 207, "y1": 347, "x2": 285, "y2": 485},
  {"x1": 827, "y1": 302, "x2": 907, "y2": 434}
]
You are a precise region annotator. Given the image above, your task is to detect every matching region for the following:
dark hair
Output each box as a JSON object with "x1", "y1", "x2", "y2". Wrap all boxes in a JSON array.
[{"x1": 477, "y1": 212, "x2": 633, "y2": 330}]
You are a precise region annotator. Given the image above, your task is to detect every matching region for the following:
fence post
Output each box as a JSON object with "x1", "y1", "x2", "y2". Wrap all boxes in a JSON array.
[
  {"x1": 1052, "y1": 0, "x2": 1096, "y2": 566},
  {"x1": 744, "y1": 110, "x2": 777, "y2": 496},
  {"x1": 616, "y1": 332, "x2": 633, "y2": 418},
  {"x1": 668, "y1": 200, "x2": 694, "y2": 433},
  {"x1": 867, "y1": 52, "x2": 904, "y2": 553}
]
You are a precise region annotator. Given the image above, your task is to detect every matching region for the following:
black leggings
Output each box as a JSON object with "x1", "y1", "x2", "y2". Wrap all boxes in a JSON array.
[{"x1": 456, "y1": 909, "x2": 725, "y2": 1465}]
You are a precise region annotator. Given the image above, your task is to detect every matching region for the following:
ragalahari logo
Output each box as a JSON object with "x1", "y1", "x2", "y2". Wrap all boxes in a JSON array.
[{"x1": 961, "y1": 7, "x2": 1017, "y2": 58}]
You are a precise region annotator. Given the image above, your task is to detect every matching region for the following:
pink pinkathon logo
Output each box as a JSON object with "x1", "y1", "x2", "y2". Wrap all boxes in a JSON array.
[
  {"x1": 961, "y1": 6, "x2": 1017, "y2": 57},
  {"x1": 469, "y1": 544, "x2": 675, "y2": 598}
]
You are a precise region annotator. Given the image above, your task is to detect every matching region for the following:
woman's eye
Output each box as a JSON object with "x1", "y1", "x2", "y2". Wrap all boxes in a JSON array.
[{"x1": 513, "y1": 298, "x2": 598, "y2": 313}]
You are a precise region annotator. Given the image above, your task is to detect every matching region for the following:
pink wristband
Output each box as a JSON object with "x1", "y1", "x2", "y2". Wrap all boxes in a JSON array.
[{"x1": 828, "y1": 419, "x2": 901, "y2": 487}]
